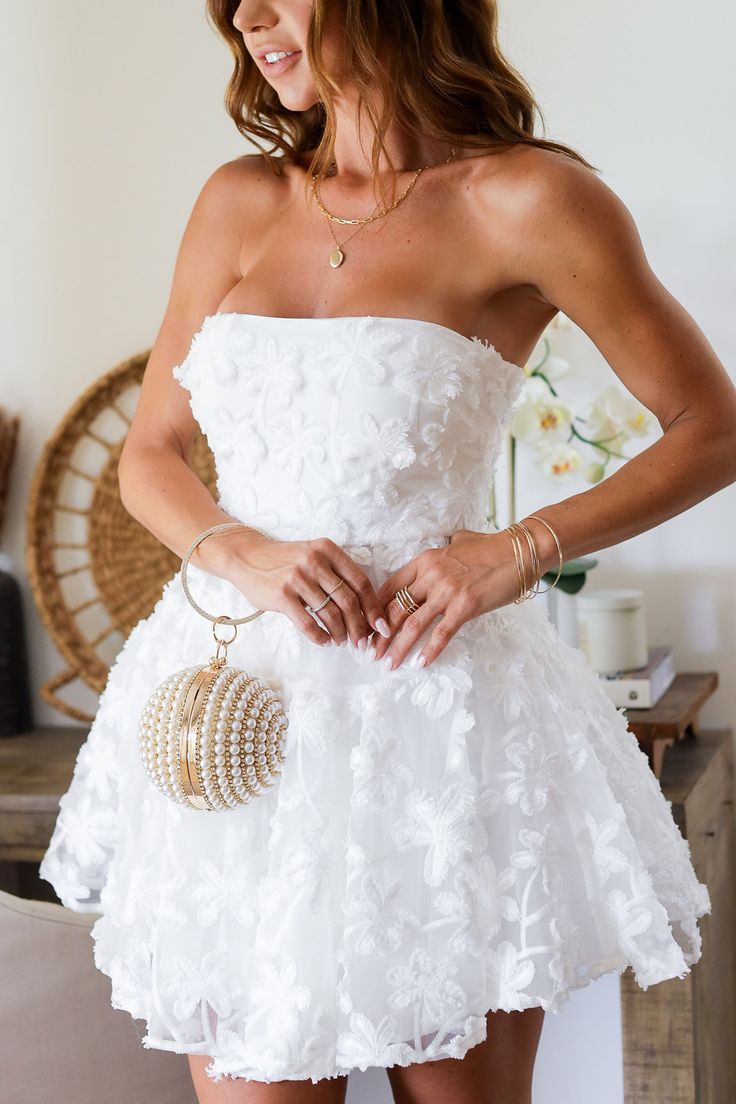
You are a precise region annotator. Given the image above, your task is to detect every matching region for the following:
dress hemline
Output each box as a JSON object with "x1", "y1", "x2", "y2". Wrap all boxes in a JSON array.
[{"x1": 100, "y1": 924, "x2": 708, "y2": 1085}]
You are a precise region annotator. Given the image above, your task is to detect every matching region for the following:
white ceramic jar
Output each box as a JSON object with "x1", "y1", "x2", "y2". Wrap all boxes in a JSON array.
[{"x1": 575, "y1": 588, "x2": 648, "y2": 673}]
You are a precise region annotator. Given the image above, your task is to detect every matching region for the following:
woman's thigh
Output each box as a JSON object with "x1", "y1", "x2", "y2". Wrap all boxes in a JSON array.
[
  {"x1": 386, "y1": 1007, "x2": 546, "y2": 1104},
  {"x1": 187, "y1": 1056, "x2": 349, "y2": 1104}
]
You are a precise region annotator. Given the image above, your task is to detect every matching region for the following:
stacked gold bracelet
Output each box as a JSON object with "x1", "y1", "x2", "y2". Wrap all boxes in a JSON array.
[{"x1": 504, "y1": 514, "x2": 564, "y2": 604}]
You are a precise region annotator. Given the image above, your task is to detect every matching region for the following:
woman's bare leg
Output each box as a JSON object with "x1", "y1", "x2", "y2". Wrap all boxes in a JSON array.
[
  {"x1": 187, "y1": 1056, "x2": 349, "y2": 1104},
  {"x1": 386, "y1": 1007, "x2": 545, "y2": 1104}
]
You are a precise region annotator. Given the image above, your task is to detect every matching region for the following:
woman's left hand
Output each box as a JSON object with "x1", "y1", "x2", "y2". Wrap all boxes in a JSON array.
[{"x1": 368, "y1": 528, "x2": 522, "y2": 670}]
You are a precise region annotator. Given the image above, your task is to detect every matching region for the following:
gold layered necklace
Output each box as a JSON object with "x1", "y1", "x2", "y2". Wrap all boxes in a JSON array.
[{"x1": 310, "y1": 144, "x2": 458, "y2": 268}]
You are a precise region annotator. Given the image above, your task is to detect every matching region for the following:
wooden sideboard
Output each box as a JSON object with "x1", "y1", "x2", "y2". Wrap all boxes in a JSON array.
[
  {"x1": 621, "y1": 728, "x2": 736, "y2": 1104},
  {"x1": 0, "y1": 725, "x2": 88, "y2": 864}
]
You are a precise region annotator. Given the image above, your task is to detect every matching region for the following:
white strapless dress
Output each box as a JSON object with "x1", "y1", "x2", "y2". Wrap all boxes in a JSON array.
[{"x1": 39, "y1": 312, "x2": 711, "y2": 1085}]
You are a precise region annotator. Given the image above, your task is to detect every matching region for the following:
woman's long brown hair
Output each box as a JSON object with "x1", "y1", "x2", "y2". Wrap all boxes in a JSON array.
[{"x1": 206, "y1": 0, "x2": 597, "y2": 209}]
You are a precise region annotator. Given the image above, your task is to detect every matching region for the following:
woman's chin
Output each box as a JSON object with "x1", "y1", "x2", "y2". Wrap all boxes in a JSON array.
[{"x1": 268, "y1": 80, "x2": 319, "y2": 112}]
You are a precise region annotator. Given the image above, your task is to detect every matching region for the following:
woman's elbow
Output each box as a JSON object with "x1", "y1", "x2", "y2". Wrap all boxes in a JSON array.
[{"x1": 117, "y1": 442, "x2": 143, "y2": 520}]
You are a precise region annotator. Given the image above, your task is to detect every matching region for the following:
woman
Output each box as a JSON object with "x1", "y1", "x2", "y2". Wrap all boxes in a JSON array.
[{"x1": 40, "y1": 1, "x2": 735, "y2": 1102}]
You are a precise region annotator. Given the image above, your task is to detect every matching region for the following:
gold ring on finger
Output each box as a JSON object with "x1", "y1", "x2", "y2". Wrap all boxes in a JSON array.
[
  {"x1": 395, "y1": 586, "x2": 420, "y2": 614},
  {"x1": 305, "y1": 576, "x2": 346, "y2": 616}
]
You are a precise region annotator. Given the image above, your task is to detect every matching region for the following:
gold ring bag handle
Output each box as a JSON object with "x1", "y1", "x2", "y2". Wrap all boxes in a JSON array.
[
  {"x1": 181, "y1": 521, "x2": 269, "y2": 623},
  {"x1": 137, "y1": 521, "x2": 289, "y2": 811}
]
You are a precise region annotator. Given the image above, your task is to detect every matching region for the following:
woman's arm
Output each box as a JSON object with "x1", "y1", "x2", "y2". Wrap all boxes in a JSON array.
[
  {"x1": 505, "y1": 149, "x2": 736, "y2": 571},
  {"x1": 117, "y1": 156, "x2": 256, "y2": 578},
  {"x1": 370, "y1": 151, "x2": 736, "y2": 670},
  {"x1": 117, "y1": 156, "x2": 389, "y2": 647}
]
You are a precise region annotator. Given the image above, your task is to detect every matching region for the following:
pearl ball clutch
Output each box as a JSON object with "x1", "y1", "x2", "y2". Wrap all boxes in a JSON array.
[{"x1": 137, "y1": 521, "x2": 288, "y2": 811}]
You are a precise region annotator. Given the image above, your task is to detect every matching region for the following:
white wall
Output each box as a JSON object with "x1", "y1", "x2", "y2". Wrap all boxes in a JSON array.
[{"x1": 2, "y1": 3, "x2": 733, "y2": 1102}]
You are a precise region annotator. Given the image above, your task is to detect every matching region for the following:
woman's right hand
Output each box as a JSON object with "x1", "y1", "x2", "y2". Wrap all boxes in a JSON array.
[{"x1": 222, "y1": 530, "x2": 390, "y2": 649}]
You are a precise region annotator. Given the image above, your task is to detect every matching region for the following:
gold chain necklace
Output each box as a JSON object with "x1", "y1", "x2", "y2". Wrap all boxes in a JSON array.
[{"x1": 311, "y1": 144, "x2": 458, "y2": 269}]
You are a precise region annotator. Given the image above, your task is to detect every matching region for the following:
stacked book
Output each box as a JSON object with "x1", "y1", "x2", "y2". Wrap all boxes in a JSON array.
[{"x1": 597, "y1": 646, "x2": 675, "y2": 709}]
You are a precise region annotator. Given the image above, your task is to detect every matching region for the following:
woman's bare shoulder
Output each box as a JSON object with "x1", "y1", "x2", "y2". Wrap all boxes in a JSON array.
[
  {"x1": 467, "y1": 142, "x2": 638, "y2": 268},
  {"x1": 463, "y1": 141, "x2": 598, "y2": 206},
  {"x1": 194, "y1": 151, "x2": 292, "y2": 221}
]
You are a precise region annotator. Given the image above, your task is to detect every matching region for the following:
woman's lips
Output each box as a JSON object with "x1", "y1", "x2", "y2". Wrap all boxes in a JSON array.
[{"x1": 259, "y1": 50, "x2": 302, "y2": 76}]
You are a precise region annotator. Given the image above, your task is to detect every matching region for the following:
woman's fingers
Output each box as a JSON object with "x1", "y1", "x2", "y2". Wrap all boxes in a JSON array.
[
  {"x1": 410, "y1": 601, "x2": 470, "y2": 668},
  {"x1": 229, "y1": 534, "x2": 389, "y2": 647},
  {"x1": 370, "y1": 546, "x2": 483, "y2": 668},
  {"x1": 277, "y1": 538, "x2": 389, "y2": 648},
  {"x1": 369, "y1": 589, "x2": 411, "y2": 660},
  {"x1": 314, "y1": 580, "x2": 369, "y2": 647},
  {"x1": 279, "y1": 540, "x2": 474, "y2": 665},
  {"x1": 375, "y1": 597, "x2": 441, "y2": 667},
  {"x1": 371, "y1": 550, "x2": 437, "y2": 660},
  {"x1": 283, "y1": 530, "x2": 503, "y2": 664},
  {"x1": 313, "y1": 538, "x2": 389, "y2": 642},
  {"x1": 370, "y1": 565, "x2": 427, "y2": 662},
  {"x1": 280, "y1": 586, "x2": 333, "y2": 647},
  {"x1": 289, "y1": 564, "x2": 350, "y2": 643}
]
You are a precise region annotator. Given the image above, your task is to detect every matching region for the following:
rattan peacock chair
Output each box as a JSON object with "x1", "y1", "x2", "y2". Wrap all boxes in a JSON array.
[{"x1": 26, "y1": 349, "x2": 216, "y2": 723}]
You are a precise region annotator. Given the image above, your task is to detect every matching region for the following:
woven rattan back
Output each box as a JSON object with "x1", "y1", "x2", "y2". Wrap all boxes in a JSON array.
[{"x1": 26, "y1": 350, "x2": 216, "y2": 722}]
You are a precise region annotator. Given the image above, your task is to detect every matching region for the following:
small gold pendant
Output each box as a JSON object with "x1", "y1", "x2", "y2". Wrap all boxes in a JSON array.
[{"x1": 329, "y1": 248, "x2": 345, "y2": 268}]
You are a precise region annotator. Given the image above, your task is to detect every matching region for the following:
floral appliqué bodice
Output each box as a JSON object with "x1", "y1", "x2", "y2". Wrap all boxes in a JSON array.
[{"x1": 172, "y1": 313, "x2": 526, "y2": 557}]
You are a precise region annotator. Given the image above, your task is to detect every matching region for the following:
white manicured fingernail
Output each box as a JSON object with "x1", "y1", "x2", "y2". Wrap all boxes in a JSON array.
[
  {"x1": 383, "y1": 654, "x2": 394, "y2": 671},
  {"x1": 376, "y1": 618, "x2": 390, "y2": 637},
  {"x1": 367, "y1": 645, "x2": 377, "y2": 660},
  {"x1": 416, "y1": 654, "x2": 427, "y2": 668},
  {"x1": 357, "y1": 637, "x2": 367, "y2": 651}
]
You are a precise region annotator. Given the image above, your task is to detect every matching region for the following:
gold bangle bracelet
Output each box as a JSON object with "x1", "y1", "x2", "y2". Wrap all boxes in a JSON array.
[
  {"x1": 506, "y1": 523, "x2": 535, "y2": 603},
  {"x1": 524, "y1": 514, "x2": 564, "y2": 592},
  {"x1": 508, "y1": 523, "x2": 535, "y2": 601},
  {"x1": 508, "y1": 527, "x2": 526, "y2": 602},
  {"x1": 511, "y1": 521, "x2": 542, "y2": 597},
  {"x1": 505, "y1": 525, "x2": 527, "y2": 602}
]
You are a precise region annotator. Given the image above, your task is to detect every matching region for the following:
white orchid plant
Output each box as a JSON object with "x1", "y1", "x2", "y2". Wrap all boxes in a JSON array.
[{"x1": 489, "y1": 315, "x2": 656, "y2": 593}]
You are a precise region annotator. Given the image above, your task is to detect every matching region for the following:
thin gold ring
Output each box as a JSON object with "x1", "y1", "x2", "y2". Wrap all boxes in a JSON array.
[{"x1": 306, "y1": 576, "x2": 346, "y2": 616}]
